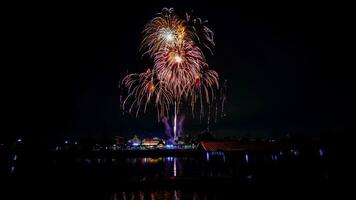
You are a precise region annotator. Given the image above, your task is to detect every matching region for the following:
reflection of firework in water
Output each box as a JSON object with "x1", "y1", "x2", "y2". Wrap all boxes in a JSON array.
[{"x1": 120, "y1": 8, "x2": 225, "y2": 140}]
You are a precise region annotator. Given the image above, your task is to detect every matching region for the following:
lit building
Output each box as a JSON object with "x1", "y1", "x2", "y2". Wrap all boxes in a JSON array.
[
  {"x1": 128, "y1": 135, "x2": 141, "y2": 147},
  {"x1": 141, "y1": 139, "x2": 165, "y2": 149}
]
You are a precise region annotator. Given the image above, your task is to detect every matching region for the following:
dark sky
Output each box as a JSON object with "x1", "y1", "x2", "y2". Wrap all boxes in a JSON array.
[{"x1": 2, "y1": 1, "x2": 354, "y2": 141}]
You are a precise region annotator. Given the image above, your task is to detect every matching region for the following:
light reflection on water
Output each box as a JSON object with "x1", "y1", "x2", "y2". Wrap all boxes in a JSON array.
[
  {"x1": 245, "y1": 153, "x2": 249, "y2": 163},
  {"x1": 3, "y1": 147, "x2": 327, "y2": 181},
  {"x1": 1, "y1": 147, "x2": 329, "y2": 199},
  {"x1": 173, "y1": 157, "x2": 177, "y2": 177},
  {"x1": 77, "y1": 148, "x2": 320, "y2": 179},
  {"x1": 10, "y1": 165, "x2": 15, "y2": 173},
  {"x1": 110, "y1": 190, "x2": 214, "y2": 200},
  {"x1": 77, "y1": 154, "x2": 232, "y2": 178}
]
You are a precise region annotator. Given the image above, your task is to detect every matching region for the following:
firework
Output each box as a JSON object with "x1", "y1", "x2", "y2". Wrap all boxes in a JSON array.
[
  {"x1": 141, "y1": 8, "x2": 186, "y2": 56},
  {"x1": 153, "y1": 40, "x2": 208, "y2": 99},
  {"x1": 122, "y1": 68, "x2": 173, "y2": 120},
  {"x1": 185, "y1": 12, "x2": 215, "y2": 54},
  {"x1": 121, "y1": 8, "x2": 223, "y2": 140}
]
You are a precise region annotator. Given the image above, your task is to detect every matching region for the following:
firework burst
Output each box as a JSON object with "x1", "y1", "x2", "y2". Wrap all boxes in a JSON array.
[
  {"x1": 185, "y1": 12, "x2": 215, "y2": 54},
  {"x1": 153, "y1": 40, "x2": 208, "y2": 99},
  {"x1": 141, "y1": 8, "x2": 186, "y2": 56},
  {"x1": 122, "y1": 68, "x2": 173, "y2": 120},
  {"x1": 120, "y1": 7, "x2": 224, "y2": 139}
]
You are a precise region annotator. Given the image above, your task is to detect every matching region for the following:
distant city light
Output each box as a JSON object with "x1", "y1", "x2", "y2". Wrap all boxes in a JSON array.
[
  {"x1": 319, "y1": 148, "x2": 324, "y2": 157},
  {"x1": 13, "y1": 155, "x2": 17, "y2": 161},
  {"x1": 290, "y1": 149, "x2": 299, "y2": 156},
  {"x1": 17, "y1": 138, "x2": 22, "y2": 143},
  {"x1": 245, "y1": 154, "x2": 249, "y2": 163},
  {"x1": 166, "y1": 144, "x2": 174, "y2": 149},
  {"x1": 74, "y1": 141, "x2": 78, "y2": 145},
  {"x1": 246, "y1": 175, "x2": 253, "y2": 180},
  {"x1": 132, "y1": 143, "x2": 140, "y2": 146},
  {"x1": 272, "y1": 155, "x2": 278, "y2": 161},
  {"x1": 64, "y1": 140, "x2": 68, "y2": 144},
  {"x1": 206, "y1": 152, "x2": 210, "y2": 161}
]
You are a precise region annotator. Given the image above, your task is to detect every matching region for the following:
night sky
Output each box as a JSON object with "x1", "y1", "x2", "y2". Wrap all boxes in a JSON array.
[{"x1": 2, "y1": 1, "x2": 354, "y2": 141}]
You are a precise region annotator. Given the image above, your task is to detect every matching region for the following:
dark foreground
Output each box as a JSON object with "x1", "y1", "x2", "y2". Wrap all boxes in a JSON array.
[{"x1": 1, "y1": 139, "x2": 337, "y2": 199}]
